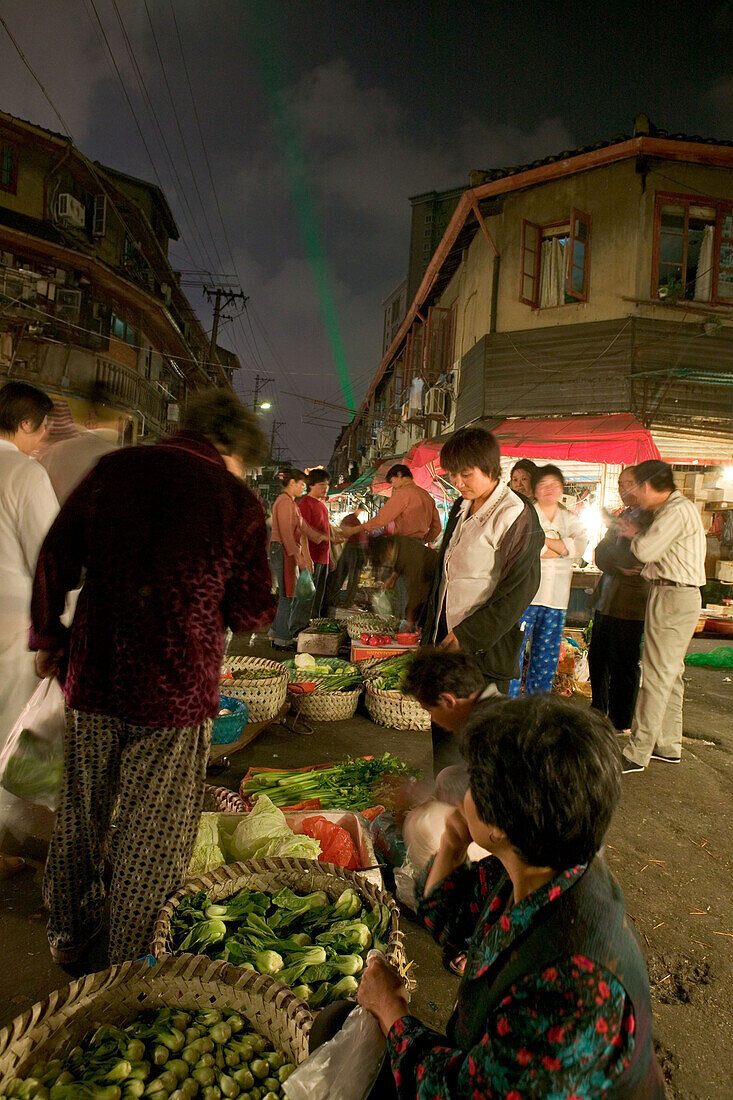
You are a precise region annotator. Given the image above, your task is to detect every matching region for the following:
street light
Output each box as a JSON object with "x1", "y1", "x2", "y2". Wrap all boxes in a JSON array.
[{"x1": 260, "y1": 401, "x2": 272, "y2": 410}]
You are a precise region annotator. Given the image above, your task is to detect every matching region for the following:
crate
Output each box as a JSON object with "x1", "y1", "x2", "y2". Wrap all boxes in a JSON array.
[{"x1": 296, "y1": 629, "x2": 344, "y2": 656}]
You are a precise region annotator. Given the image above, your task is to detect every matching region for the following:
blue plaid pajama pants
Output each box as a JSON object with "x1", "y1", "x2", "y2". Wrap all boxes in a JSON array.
[{"x1": 509, "y1": 604, "x2": 567, "y2": 696}]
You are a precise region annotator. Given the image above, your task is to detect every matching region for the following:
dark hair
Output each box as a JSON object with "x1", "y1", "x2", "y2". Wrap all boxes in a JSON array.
[
  {"x1": 306, "y1": 467, "x2": 330, "y2": 487},
  {"x1": 633, "y1": 459, "x2": 675, "y2": 494},
  {"x1": 386, "y1": 463, "x2": 413, "y2": 482},
  {"x1": 366, "y1": 534, "x2": 396, "y2": 568},
  {"x1": 279, "y1": 467, "x2": 307, "y2": 486},
  {"x1": 182, "y1": 390, "x2": 266, "y2": 464},
  {"x1": 440, "y1": 427, "x2": 501, "y2": 480},
  {"x1": 403, "y1": 647, "x2": 486, "y2": 707},
  {"x1": 464, "y1": 696, "x2": 621, "y2": 869},
  {"x1": 0, "y1": 381, "x2": 53, "y2": 433},
  {"x1": 532, "y1": 463, "x2": 565, "y2": 491},
  {"x1": 511, "y1": 459, "x2": 538, "y2": 478}
]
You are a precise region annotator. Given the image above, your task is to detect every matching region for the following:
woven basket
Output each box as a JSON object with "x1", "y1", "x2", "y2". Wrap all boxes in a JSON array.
[
  {"x1": 152, "y1": 858, "x2": 407, "y2": 983},
  {"x1": 221, "y1": 656, "x2": 288, "y2": 722},
  {"x1": 346, "y1": 613, "x2": 400, "y2": 640},
  {"x1": 203, "y1": 784, "x2": 248, "y2": 813},
  {"x1": 212, "y1": 694, "x2": 249, "y2": 744},
  {"x1": 294, "y1": 687, "x2": 362, "y2": 722},
  {"x1": 0, "y1": 954, "x2": 312, "y2": 1090},
  {"x1": 365, "y1": 682, "x2": 431, "y2": 731}
]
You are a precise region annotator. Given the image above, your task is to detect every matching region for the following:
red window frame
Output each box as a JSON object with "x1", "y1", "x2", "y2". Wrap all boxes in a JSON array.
[
  {"x1": 519, "y1": 220, "x2": 542, "y2": 306},
  {"x1": 650, "y1": 190, "x2": 733, "y2": 305},
  {"x1": 0, "y1": 142, "x2": 18, "y2": 194},
  {"x1": 566, "y1": 208, "x2": 591, "y2": 301},
  {"x1": 422, "y1": 305, "x2": 456, "y2": 385}
]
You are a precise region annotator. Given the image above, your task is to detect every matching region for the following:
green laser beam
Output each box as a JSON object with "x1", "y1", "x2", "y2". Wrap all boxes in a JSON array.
[{"x1": 249, "y1": 10, "x2": 356, "y2": 411}]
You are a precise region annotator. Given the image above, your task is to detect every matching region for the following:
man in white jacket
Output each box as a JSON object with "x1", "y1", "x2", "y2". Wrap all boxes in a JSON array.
[{"x1": 0, "y1": 382, "x2": 58, "y2": 877}]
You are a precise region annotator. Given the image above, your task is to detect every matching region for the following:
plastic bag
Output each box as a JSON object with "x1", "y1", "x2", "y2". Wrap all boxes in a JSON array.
[
  {"x1": 685, "y1": 645, "x2": 733, "y2": 668},
  {"x1": 370, "y1": 590, "x2": 393, "y2": 620},
  {"x1": 283, "y1": 1004, "x2": 385, "y2": 1100},
  {"x1": 0, "y1": 678, "x2": 66, "y2": 811},
  {"x1": 295, "y1": 568, "x2": 316, "y2": 600}
]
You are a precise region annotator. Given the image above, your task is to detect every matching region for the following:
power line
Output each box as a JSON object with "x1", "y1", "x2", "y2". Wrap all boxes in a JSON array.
[{"x1": 0, "y1": 14, "x2": 74, "y2": 136}]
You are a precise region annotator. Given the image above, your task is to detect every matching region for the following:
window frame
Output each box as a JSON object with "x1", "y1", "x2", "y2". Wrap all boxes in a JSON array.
[
  {"x1": 519, "y1": 219, "x2": 542, "y2": 306},
  {"x1": 0, "y1": 141, "x2": 18, "y2": 193},
  {"x1": 566, "y1": 208, "x2": 592, "y2": 302},
  {"x1": 651, "y1": 190, "x2": 733, "y2": 305}
]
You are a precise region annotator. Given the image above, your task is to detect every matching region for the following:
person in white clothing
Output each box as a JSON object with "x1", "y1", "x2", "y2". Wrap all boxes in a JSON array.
[
  {"x1": 617, "y1": 460, "x2": 706, "y2": 773},
  {"x1": 0, "y1": 382, "x2": 58, "y2": 878},
  {"x1": 509, "y1": 464, "x2": 588, "y2": 696},
  {"x1": 39, "y1": 383, "x2": 121, "y2": 504}
]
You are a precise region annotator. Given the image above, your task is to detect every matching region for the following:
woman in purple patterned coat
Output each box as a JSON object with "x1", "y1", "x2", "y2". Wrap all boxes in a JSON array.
[{"x1": 357, "y1": 695, "x2": 665, "y2": 1099}]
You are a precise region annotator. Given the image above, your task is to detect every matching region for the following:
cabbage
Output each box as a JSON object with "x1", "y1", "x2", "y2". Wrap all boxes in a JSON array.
[
  {"x1": 189, "y1": 812, "x2": 226, "y2": 875},
  {"x1": 294, "y1": 653, "x2": 317, "y2": 669},
  {"x1": 227, "y1": 795, "x2": 321, "y2": 861}
]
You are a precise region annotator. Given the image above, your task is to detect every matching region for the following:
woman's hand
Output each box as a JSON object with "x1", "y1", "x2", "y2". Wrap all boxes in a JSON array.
[
  {"x1": 356, "y1": 955, "x2": 409, "y2": 1036},
  {"x1": 424, "y1": 806, "x2": 472, "y2": 898},
  {"x1": 35, "y1": 649, "x2": 64, "y2": 679},
  {"x1": 440, "y1": 631, "x2": 460, "y2": 650}
]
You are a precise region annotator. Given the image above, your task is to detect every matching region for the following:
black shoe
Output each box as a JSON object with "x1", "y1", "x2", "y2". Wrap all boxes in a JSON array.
[
  {"x1": 650, "y1": 752, "x2": 681, "y2": 764},
  {"x1": 622, "y1": 755, "x2": 645, "y2": 774}
]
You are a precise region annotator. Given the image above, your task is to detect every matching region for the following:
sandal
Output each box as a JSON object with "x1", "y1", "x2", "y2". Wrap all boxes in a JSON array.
[{"x1": 442, "y1": 948, "x2": 467, "y2": 976}]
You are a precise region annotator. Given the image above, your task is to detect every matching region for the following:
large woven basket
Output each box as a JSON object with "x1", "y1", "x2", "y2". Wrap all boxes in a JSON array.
[
  {"x1": 0, "y1": 954, "x2": 312, "y2": 1091},
  {"x1": 365, "y1": 682, "x2": 431, "y2": 731},
  {"x1": 221, "y1": 655, "x2": 288, "y2": 722},
  {"x1": 152, "y1": 858, "x2": 407, "y2": 983},
  {"x1": 346, "y1": 613, "x2": 400, "y2": 640},
  {"x1": 293, "y1": 687, "x2": 362, "y2": 722}
]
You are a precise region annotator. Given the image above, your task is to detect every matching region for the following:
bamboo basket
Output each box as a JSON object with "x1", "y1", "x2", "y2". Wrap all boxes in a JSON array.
[
  {"x1": 0, "y1": 954, "x2": 312, "y2": 1091},
  {"x1": 294, "y1": 687, "x2": 362, "y2": 722},
  {"x1": 221, "y1": 656, "x2": 288, "y2": 722},
  {"x1": 152, "y1": 857, "x2": 408, "y2": 983},
  {"x1": 203, "y1": 784, "x2": 248, "y2": 813},
  {"x1": 365, "y1": 682, "x2": 431, "y2": 731},
  {"x1": 345, "y1": 613, "x2": 400, "y2": 640}
]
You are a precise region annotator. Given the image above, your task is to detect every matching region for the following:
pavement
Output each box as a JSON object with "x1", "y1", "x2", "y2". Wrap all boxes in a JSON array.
[{"x1": 1, "y1": 632, "x2": 731, "y2": 1098}]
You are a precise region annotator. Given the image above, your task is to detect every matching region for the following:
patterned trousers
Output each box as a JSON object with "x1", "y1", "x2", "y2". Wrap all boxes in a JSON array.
[
  {"x1": 44, "y1": 708, "x2": 211, "y2": 963},
  {"x1": 509, "y1": 604, "x2": 567, "y2": 696}
]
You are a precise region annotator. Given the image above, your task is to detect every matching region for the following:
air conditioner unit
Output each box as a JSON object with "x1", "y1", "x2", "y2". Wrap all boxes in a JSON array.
[
  {"x1": 57, "y1": 193, "x2": 86, "y2": 229},
  {"x1": 55, "y1": 287, "x2": 82, "y2": 323},
  {"x1": 424, "y1": 386, "x2": 446, "y2": 422}
]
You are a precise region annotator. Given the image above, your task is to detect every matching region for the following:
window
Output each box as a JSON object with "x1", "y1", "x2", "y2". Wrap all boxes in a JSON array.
[
  {"x1": 519, "y1": 209, "x2": 591, "y2": 308},
  {"x1": 653, "y1": 192, "x2": 733, "y2": 303},
  {"x1": 111, "y1": 310, "x2": 138, "y2": 346},
  {"x1": 0, "y1": 142, "x2": 17, "y2": 192}
]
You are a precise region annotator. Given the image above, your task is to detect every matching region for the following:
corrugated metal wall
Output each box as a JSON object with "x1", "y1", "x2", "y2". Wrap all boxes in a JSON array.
[{"x1": 455, "y1": 336, "x2": 488, "y2": 426}]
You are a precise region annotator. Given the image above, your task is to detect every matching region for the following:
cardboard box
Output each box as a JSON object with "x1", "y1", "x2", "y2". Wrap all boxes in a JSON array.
[
  {"x1": 351, "y1": 641, "x2": 419, "y2": 662},
  {"x1": 296, "y1": 629, "x2": 344, "y2": 656},
  {"x1": 715, "y1": 560, "x2": 733, "y2": 583}
]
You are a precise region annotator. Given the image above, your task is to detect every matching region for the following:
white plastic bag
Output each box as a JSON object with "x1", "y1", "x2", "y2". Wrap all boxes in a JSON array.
[
  {"x1": 283, "y1": 1004, "x2": 385, "y2": 1100},
  {"x1": 0, "y1": 678, "x2": 65, "y2": 810}
]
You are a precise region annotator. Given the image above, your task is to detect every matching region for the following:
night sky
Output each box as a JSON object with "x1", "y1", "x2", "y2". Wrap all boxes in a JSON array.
[{"x1": 2, "y1": 1, "x2": 731, "y2": 462}]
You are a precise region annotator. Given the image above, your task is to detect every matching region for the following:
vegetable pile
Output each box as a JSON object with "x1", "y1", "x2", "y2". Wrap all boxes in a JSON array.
[
  {"x1": 281, "y1": 655, "x2": 362, "y2": 693},
  {"x1": 304, "y1": 619, "x2": 341, "y2": 635},
  {"x1": 1, "y1": 1006, "x2": 294, "y2": 1100},
  {"x1": 240, "y1": 754, "x2": 415, "y2": 812},
  {"x1": 365, "y1": 653, "x2": 416, "y2": 692},
  {"x1": 221, "y1": 667, "x2": 283, "y2": 683},
  {"x1": 169, "y1": 885, "x2": 392, "y2": 1009},
  {"x1": 189, "y1": 798, "x2": 321, "y2": 876}
]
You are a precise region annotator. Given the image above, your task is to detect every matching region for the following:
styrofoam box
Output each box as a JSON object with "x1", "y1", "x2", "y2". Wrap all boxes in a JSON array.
[{"x1": 715, "y1": 560, "x2": 733, "y2": 583}]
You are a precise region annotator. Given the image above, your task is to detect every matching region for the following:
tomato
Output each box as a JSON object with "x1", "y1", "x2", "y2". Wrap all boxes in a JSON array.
[{"x1": 360, "y1": 633, "x2": 372, "y2": 644}]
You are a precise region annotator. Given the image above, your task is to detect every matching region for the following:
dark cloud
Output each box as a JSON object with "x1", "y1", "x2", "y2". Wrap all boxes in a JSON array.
[{"x1": 1, "y1": 1, "x2": 730, "y2": 461}]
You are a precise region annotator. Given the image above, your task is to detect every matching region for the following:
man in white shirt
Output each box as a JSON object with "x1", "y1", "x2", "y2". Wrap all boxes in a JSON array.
[
  {"x1": 617, "y1": 460, "x2": 706, "y2": 773},
  {"x1": 39, "y1": 384, "x2": 120, "y2": 504}
]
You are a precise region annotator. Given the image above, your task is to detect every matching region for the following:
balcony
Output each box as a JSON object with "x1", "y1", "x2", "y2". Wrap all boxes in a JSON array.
[{"x1": 95, "y1": 356, "x2": 168, "y2": 432}]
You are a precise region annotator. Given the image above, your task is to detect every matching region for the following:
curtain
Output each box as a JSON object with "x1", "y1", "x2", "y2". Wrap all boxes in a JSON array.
[
  {"x1": 539, "y1": 236, "x2": 567, "y2": 307},
  {"x1": 694, "y1": 224, "x2": 714, "y2": 301}
]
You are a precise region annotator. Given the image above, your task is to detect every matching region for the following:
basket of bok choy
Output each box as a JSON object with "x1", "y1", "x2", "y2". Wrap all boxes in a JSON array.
[
  {"x1": 152, "y1": 858, "x2": 409, "y2": 1009},
  {"x1": 282, "y1": 655, "x2": 363, "y2": 721},
  {"x1": 0, "y1": 953, "x2": 311, "y2": 1099},
  {"x1": 221, "y1": 656, "x2": 289, "y2": 723}
]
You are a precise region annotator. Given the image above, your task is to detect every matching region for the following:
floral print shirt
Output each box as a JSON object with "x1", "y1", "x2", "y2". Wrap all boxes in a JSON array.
[{"x1": 387, "y1": 857, "x2": 636, "y2": 1099}]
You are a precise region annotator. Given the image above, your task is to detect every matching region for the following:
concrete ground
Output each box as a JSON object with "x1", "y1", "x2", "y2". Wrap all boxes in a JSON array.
[{"x1": 1, "y1": 632, "x2": 731, "y2": 1098}]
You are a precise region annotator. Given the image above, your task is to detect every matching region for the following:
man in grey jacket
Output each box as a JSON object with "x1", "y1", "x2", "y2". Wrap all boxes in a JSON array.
[{"x1": 617, "y1": 460, "x2": 706, "y2": 773}]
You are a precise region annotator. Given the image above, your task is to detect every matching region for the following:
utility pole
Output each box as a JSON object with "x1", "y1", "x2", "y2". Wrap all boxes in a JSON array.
[
  {"x1": 252, "y1": 373, "x2": 275, "y2": 410},
  {"x1": 269, "y1": 417, "x2": 284, "y2": 459},
  {"x1": 203, "y1": 286, "x2": 249, "y2": 371}
]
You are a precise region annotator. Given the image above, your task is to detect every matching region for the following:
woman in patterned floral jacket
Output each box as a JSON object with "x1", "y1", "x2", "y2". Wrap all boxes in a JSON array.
[{"x1": 357, "y1": 696, "x2": 665, "y2": 1098}]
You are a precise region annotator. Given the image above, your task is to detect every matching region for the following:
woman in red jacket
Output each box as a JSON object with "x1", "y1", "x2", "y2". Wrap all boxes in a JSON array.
[{"x1": 268, "y1": 468, "x2": 313, "y2": 647}]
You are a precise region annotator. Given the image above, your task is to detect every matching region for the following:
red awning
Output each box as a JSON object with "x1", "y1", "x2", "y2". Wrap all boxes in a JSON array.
[
  {"x1": 406, "y1": 415, "x2": 661, "y2": 472},
  {"x1": 491, "y1": 415, "x2": 661, "y2": 464}
]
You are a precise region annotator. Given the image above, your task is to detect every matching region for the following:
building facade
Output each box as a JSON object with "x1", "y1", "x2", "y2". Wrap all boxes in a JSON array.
[
  {"x1": 0, "y1": 110, "x2": 235, "y2": 437},
  {"x1": 332, "y1": 117, "x2": 733, "y2": 482}
]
